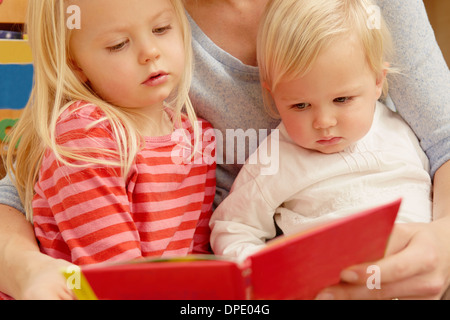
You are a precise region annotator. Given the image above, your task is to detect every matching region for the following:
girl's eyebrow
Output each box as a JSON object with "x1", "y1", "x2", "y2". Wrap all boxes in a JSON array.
[{"x1": 93, "y1": 9, "x2": 174, "y2": 40}]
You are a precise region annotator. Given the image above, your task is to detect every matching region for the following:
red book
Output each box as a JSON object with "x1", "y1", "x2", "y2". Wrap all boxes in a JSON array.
[{"x1": 63, "y1": 199, "x2": 400, "y2": 300}]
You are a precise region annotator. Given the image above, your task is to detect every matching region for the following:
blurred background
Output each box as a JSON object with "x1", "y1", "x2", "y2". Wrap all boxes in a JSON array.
[{"x1": 424, "y1": 0, "x2": 450, "y2": 66}]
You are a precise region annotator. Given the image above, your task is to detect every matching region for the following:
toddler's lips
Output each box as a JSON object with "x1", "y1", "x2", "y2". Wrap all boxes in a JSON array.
[{"x1": 317, "y1": 137, "x2": 342, "y2": 146}]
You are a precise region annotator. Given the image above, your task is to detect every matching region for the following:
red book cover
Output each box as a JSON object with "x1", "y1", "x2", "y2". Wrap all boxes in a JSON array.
[{"x1": 63, "y1": 199, "x2": 400, "y2": 300}]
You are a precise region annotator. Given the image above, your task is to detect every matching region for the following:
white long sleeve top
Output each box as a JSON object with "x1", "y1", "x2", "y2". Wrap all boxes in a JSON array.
[{"x1": 210, "y1": 102, "x2": 432, "y2": 261}]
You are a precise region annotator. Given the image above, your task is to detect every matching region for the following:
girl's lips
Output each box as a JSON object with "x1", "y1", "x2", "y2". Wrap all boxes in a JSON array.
[
  {"x1": 317, "y1": 137, "x2": 342, "y2": 146},
  {"x1": 142, "y1": 72, "x2": 168, "y2": 87}
]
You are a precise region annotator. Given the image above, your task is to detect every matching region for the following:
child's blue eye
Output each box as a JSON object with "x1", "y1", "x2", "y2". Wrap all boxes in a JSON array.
[
  {"x1": 292, "y1": 103, "x2": 311, "y2": 110},
  {"x1": 334, "y1": 97, "x2": 351, "y2": 103}
]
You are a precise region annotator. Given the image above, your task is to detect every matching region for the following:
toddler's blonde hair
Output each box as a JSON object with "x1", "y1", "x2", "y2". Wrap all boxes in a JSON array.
[{"x1": 257, "y1": 0, "x2": 395, "y2": 117}]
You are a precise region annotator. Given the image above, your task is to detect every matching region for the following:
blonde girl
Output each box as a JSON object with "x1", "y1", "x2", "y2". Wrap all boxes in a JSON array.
[{"x1": 5, "y1": 0, "x2": 215, "y2": 268}]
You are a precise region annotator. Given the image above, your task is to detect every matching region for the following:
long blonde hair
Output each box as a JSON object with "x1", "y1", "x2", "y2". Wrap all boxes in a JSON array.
[
  {"x1": 5, "y1": 0, "x2": 197, "y2": 221},
  {"x1": 257, "y1": 0, "x2": 395, "y2": 117}
]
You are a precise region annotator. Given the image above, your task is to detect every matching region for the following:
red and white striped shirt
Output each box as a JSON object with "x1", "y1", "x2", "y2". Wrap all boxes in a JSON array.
[{"x1": 33, "y1": 101, "x2": 216, "y2": 265}]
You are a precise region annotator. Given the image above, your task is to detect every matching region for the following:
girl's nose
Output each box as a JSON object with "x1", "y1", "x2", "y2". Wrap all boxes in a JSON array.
[{"x1": 139, "y1": 42, "x2": 160, "y2": 64}]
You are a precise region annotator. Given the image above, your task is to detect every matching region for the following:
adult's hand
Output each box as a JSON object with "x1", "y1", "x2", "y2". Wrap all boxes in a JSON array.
[
  {"x1": 316, "y1": 219, "x2": 450, "y2": 299},
  {"x1": 0, "y1": 204, "x2": 75, "y2": 299}
]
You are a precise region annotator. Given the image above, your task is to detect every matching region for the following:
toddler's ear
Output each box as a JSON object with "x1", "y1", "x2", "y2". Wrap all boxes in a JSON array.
[{"x1": 375, "y1": 62, "x2": 389, "y2": 98}]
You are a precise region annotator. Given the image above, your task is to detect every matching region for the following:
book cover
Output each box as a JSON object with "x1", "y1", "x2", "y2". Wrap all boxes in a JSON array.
[{"x1": 62, "y1": 199, "x2": 400, "y2": 300}]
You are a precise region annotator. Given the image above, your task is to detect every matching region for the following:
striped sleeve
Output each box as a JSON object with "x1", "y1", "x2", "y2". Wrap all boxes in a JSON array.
[{"x1": 33, "y1": 102, "x2": 143, "y2": 265}]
